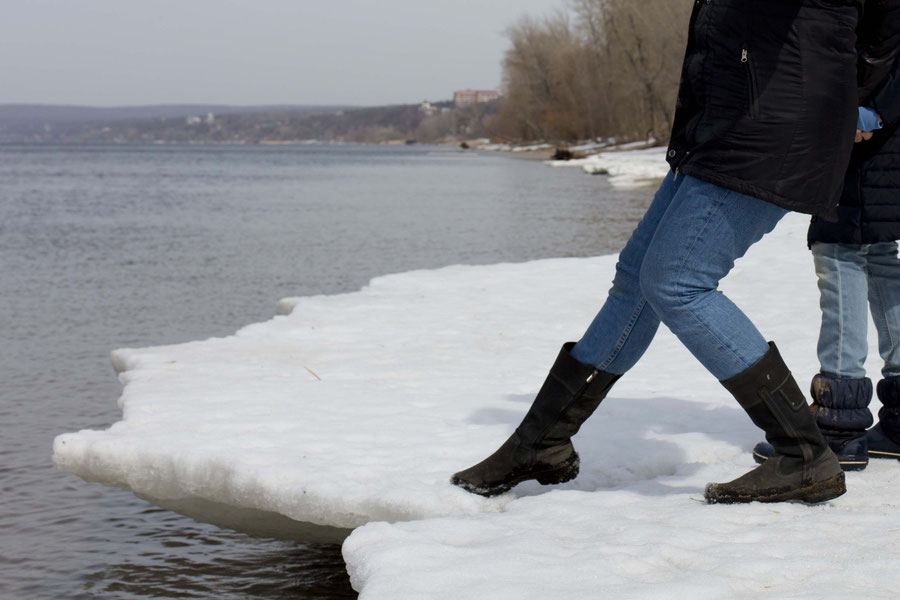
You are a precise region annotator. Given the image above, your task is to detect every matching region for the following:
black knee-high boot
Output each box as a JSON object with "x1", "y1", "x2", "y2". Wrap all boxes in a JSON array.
[
  {"x1": 451, "y1": 343, "x2": 619, "y2": 497},
  {"x1": 705, "y1": 343, "x2": 846, "y2": 504}
]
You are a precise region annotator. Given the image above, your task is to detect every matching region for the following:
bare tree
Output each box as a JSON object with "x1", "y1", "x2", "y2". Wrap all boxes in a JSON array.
[
  {"x1": 492, "y1": 1, "x2": 691, "y2": 144},
  {"x1": 601, "y1": 0, "x2": 691, "y2": 140}
]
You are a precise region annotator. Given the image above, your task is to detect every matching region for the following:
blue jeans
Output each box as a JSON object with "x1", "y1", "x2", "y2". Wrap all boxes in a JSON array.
[
  {"x1": 813, "y1": 241, "x2": 900, "y2": 379},
  {"x1": 571, "y1": 172, "x2": 788, "y2": 381}
]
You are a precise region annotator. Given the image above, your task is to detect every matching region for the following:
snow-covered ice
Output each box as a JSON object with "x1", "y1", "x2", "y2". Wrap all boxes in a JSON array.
[
  {"x1": 54, "y1": 149, "x2": 900, "y2": 596},
  {"x1": 550, "y1": 146, "x2": 670, "y2": 189},
  {"x1": 339, "y1": 213, "x2": 900, "y2": 599}
]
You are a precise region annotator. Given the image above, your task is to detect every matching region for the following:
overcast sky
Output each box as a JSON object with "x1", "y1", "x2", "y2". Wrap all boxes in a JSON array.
[{"x1": 1, "y1": 0, "x2": 564, "y2": 107}]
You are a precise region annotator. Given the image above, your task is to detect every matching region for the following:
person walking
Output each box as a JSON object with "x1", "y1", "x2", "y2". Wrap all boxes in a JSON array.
[
  {"x1": 452, "y1": 0, "x2": 897, "y2": 504},
  {"x1": 753, "y1": 16, "x2": 900, "y2": 471}
]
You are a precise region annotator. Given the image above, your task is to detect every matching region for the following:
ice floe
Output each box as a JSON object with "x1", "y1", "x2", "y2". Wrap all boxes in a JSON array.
[{"x1": 54, "y1": 156, "x2": 900, "y2": 596}]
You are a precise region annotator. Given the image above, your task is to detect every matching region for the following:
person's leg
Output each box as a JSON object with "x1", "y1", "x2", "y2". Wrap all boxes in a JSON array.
[
  {"x1": 570, "y1": 172, "x2": 683, "y2": 371},
  {"x1": 869, "y1": 376, "x2": 900, "y2": 459},
  {"x1": 752, "y1": 243, "x2": 873, "y2": 470},
  {"x1": 637, "y1": 176, "x2": 786, "y2": 379},
  {"x1": 811, "y1": 243, "x2": 873, "y2": 468},
  {"x1": 453, "y1": 174, "x2": 844, "y2": 502},
  {"x1": 813, "y1": 242, "x2": 869, "y2": 379},
  {"x1": 452, "y1": 172, "x2": 684, "y2": 496},
  {"x1": 865, "y1": 241, "x2": 900, "y2": 378},
  {"x1": 632, "y1": 176, "x2": 843, "y2": 503},
  {"x1": 864, "y1": 241, "x2": 900, "y2": 459}
]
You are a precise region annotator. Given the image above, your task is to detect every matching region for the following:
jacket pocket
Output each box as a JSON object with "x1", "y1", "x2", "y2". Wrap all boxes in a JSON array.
[{"x1": 742, "y1": 47, "x2": 760, "y2": 120}]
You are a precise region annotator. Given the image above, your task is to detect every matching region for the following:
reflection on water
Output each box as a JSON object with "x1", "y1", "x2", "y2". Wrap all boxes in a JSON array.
[
  {"x1": 78, "y1": 510, "x2": 354, "y2": 599},
  {"x1": 2, "y1": 481, "x2": 356, "y2": 599},
  {"x1": 83, "y1": 511, "x2": 354, "y2": 599},
  {"x1": 0, "y1": 143, "x2": 654, "y2": 598}
]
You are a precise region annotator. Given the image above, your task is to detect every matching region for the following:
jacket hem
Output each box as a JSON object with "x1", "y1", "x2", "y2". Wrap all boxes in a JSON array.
[{"x1": 675, "y1": 163, "x2": 838, "y2": 219}]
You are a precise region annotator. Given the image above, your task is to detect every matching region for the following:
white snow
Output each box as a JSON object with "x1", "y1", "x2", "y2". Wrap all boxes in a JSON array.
[
  {"x1": 53, "y1": 148, "x2": 900, "y2": 597},
  {"x1": 511, "y1": 143, "x2": 555, "y2": 153},
  {"x1": 549, "y1": 146, "x2": 670, "y2": 189},
  {"x1": 339, "y1": 213, "x2": 900, "y2": 599},
  {"x1": 566, "y1": 137, "x2": 659, "y2": 153},
  {"x1": 473, "y1": 142, "x2": 554, "y2": 153}
]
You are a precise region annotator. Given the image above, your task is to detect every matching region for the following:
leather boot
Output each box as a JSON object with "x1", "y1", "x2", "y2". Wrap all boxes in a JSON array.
[
  {"x1": 705, "y1": 343, "x2": 846, "y2": 504},
  {"x1": 451, "y1": 343, "x2": 619, "y2": 497},
  {"x1": 751, "y1": 374, "x2": 872, "y2": 471}
]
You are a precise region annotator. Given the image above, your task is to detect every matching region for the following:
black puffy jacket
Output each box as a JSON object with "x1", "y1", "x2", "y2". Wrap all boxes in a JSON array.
[
  {"x1": 809, "y1": 0, "x2": 900, "y2": 244},
  {"x1": 666, "y1": 0, "x2": 862, "y2": 217}
]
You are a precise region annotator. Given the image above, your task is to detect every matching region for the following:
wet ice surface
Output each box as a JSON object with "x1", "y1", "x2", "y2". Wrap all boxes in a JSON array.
[{"x1": 53, "y1": 205, "x2": 900, "y2": 597}]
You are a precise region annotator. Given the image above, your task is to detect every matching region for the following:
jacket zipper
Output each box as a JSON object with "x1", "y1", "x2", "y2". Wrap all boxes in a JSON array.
[{"x1": 742, "y1": 48, "x2": 760, "y2": 120}]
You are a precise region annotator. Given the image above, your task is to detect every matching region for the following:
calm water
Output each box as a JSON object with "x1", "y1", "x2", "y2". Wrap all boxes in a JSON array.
[{"x1": 0, "y1": 143, "x2": 653, "y2": 599}]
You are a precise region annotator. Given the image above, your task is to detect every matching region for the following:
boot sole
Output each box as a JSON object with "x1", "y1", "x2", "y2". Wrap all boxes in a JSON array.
[
  {"x1": 868, "y1": 449, "x2": 900, "y2": 460},
  {"x1": 705, "y1": 471, "x2": 845, "y2": 504},
  {"x1": 451, "y1": 453, "x2": 580, "y2": 497},
  {"x1": 752, "y1": 449, "x2": 868, "y2": 472}
]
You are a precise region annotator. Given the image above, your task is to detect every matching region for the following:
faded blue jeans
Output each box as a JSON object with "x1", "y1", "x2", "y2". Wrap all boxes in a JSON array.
[
  {"x1": 571, "y1": 171, "x2": 788, "y2": 381},
  {"x1": 813, "y1": 241, "x2": 900, "y2": 379}
]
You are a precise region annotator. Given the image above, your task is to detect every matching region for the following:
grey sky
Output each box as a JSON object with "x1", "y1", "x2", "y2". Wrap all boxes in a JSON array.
[{"x1": 2, "y1": 0, "x2": 564, "y2": 107}]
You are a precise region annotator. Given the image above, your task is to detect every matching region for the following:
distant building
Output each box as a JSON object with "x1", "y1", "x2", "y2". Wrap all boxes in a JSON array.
[
  {"x1": 185, "y1": 113, "x2": 215, "y2": 126},
  {"x1": 454, "y1": 89, "x2": 500, "y2": 108},
  {"x1": 419, "y1": 101, "x2": 437, "y2": 116}
]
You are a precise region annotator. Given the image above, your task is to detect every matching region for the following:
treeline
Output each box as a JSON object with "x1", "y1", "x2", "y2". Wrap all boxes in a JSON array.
[
  {"x1": 287, "y1": 102, "x2": 497, "y2": 144},
  {"x1": 488, "y1": 0, "x2": 692, "y2": 144}
]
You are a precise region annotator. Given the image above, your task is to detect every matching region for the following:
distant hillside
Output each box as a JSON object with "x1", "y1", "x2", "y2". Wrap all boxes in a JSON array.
[
  {"x1": 0, "y1": 102, "x2": 499, "y2": 145},
  {"x1": 0, "y1": 104, "x2": 353, "y2": 142},
  {"x1": 0, "y1": 103, "x2": 336, "y2": 123}
]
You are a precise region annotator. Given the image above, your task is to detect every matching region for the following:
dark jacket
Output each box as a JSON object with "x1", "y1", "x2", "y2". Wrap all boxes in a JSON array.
[
  {"x1": 809, "y1": 0, "x2": 900, "y2": 244},
  {"x1": 666, "y1": 0, "x2": 862, "y2": 217}
]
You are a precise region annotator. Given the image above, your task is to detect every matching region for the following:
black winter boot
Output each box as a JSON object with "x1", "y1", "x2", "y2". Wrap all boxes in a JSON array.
[
  {"x1": 752, "y1": 374, "x2": 873, "y2": 471},
  {"x1": 705, "y1": 343, "x2": 846, "y2": 504},
  {"x1": 868, "y1": 376, "x2": 900, "y2": 460},
  {"x1": 451, "y1": 343, "x2": 619, "y2": 497}
]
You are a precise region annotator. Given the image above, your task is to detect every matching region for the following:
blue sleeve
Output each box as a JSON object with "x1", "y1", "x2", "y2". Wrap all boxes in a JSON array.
[{"x1": 858, "y1": 106, "x2": 883, "y2": 132}]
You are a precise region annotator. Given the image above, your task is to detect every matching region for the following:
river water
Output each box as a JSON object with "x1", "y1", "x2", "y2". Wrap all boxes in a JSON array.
[{"x1": 0, "y1": 143, "x2": 653, "y2": 598}]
